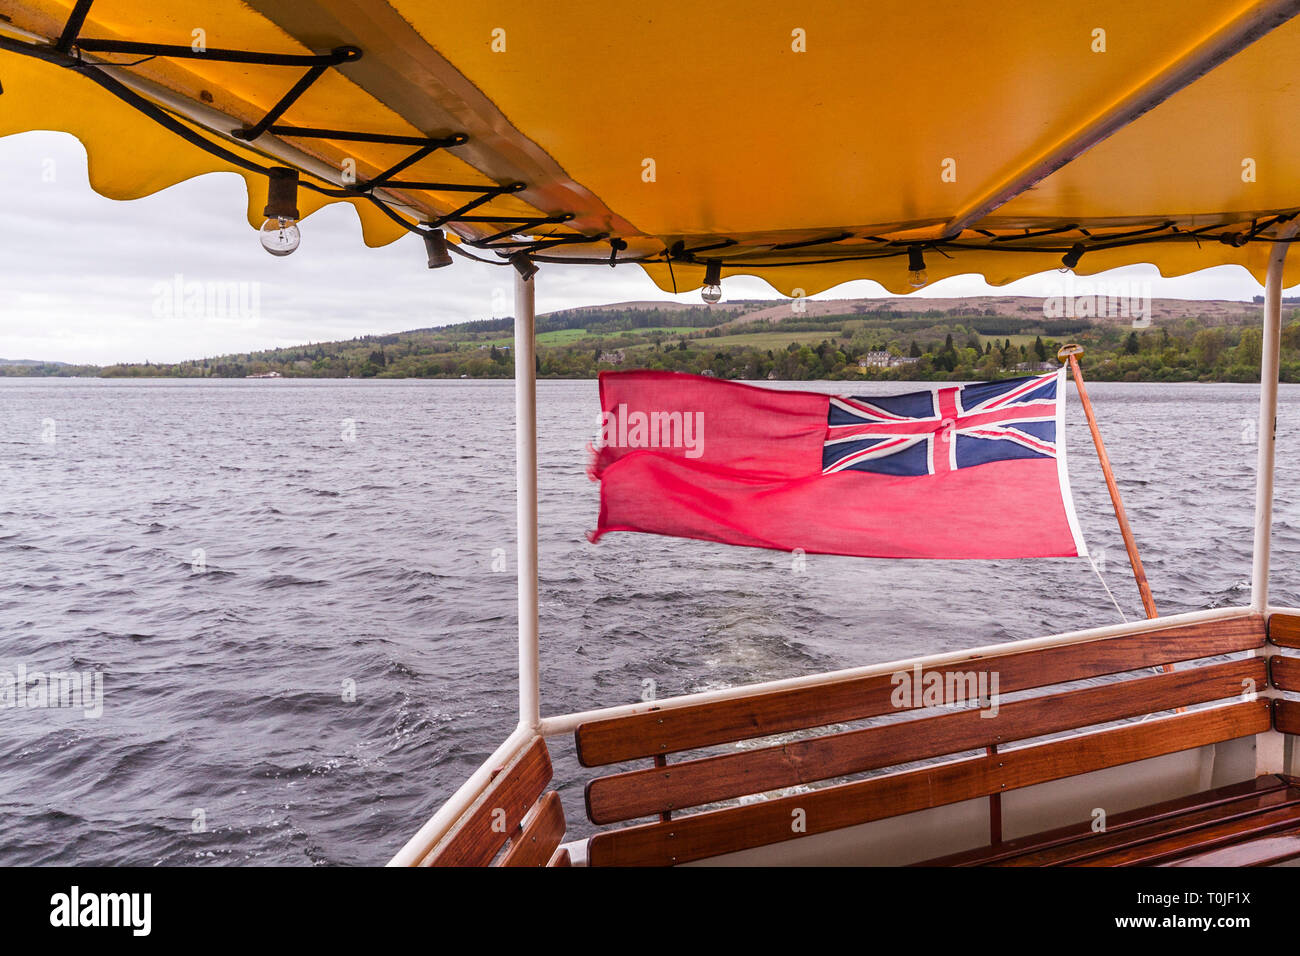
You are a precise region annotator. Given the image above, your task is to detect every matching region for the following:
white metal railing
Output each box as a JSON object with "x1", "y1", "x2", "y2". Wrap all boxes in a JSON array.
[
  {"x1": 1251, "y1": 224, "x2": 1298, "y2": 612},
  {"x1": 386, "y1": 722, "x2": 535, "y2": 867}
]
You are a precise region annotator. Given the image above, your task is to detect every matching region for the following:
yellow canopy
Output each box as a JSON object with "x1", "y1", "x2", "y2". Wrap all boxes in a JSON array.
[{"x1": 4, "y1": 0, "x2": 1300, "y2": 293}]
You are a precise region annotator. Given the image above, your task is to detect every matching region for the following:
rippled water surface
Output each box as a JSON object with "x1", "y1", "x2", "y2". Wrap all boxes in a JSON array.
[{"x1": 2, "y1": 377, "x2": 1299, "y2": 865}]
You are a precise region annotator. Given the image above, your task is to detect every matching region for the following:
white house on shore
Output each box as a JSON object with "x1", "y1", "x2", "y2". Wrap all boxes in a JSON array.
[{"x1": 858, "y1": 352, "x2": 920, "y2": 370}]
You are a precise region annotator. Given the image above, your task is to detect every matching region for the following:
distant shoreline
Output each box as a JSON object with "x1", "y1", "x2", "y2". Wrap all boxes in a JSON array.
[
  {"x1": 0, "y1": 372, "x2": 1283, "y2": 386},
  {"x1": 5, "y1": 294, "x2": 1294, "y2": 385}
]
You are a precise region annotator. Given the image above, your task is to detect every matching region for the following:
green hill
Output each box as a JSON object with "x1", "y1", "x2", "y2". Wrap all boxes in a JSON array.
[{"x1": 4, "y1": 296, "x2": 1292, "y2": 383}]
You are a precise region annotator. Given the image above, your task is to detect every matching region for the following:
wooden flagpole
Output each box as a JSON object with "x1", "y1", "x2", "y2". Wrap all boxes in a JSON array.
[{"x1": 1058, "y1": 344, "x2": 1159, "y2": 620}]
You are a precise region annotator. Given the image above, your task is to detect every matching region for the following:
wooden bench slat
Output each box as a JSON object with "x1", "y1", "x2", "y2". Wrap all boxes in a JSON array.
[
  {"x1": 586, "y1": 658, "x2": 1265, "y2": 824},
  {"x1": 499, "y1": 791, "x2": 567, "y2": 867},
  {"x1": 1005, "y1": 787, "x2": 1300, "y2": 866},
  {"x1": 1079, "y1": 802, "x2": 1300, "y2": 867},
  {"x1": 576, "y1": 616, "x2": 1264, "y2": 767},
  {"x1": 1276, "y1": 698, "x2": 1300, "y2": 735},
  {"x1": 586, "y1": 700, "x2": 1270, "y2": 866},
  {"x1": 422, "y1": 737, "x2": 551, "y2": 867},
  {"x1": 1269, "y1": 612, "x2": 1300, "y2": 648},
  {"x1": 921, "y1": 774, "x2": 1294, "y2": 866},
  {"x1": 1163, "y1": 829, "x2": 1300, "y2": 866},
  {"x1": 547, "y1": 847, "x2": 572, "y2": 867},
  {"x1": 1271, "y1": 654, "x2": 1300, "y2": 691}
]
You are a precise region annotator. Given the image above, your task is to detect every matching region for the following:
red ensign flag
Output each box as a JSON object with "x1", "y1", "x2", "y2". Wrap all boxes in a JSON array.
[{"x1": 588, "y1": 370, "x2": 1087, "y2": 559}]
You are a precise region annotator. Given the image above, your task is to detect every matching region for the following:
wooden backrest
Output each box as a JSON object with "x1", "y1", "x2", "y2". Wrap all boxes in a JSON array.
[
  {"x1": 580, "y1": 615, "x2": 1268, "y2": 866},
  {"x1": 588, "y1": 702, "x2": 1269, "y2": 866},
  {"x1": 575, "y1": 615, "x2": 1264, "y2": 767},
  {"x1": 585, "y1": 658, "x2": 1263, "y2": 826},
  {"x1": 421, "y1": 736, "x2": 569, "y2": 867}
]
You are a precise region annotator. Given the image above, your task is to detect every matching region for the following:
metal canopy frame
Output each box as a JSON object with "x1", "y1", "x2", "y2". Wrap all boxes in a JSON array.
[{"x1": 390, "y1": 2, "x2": 1300, "y2": 864}]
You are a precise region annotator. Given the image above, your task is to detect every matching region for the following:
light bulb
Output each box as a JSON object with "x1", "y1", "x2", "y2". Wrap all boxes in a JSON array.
[
  {"x1": 905, "y1": 245, "x2": 927, "y2": 288},
  {"x1": 701, "y1": 259, "x2": 723, "y2": 303},
  {"x1": 259, "y1": 216, "x2": 300, "y2": 256}
]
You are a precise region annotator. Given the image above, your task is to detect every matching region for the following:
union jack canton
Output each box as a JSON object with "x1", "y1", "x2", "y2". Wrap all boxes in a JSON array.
[{"x1": 823, "y1": 371, "x2": 1062, "y2": 477}]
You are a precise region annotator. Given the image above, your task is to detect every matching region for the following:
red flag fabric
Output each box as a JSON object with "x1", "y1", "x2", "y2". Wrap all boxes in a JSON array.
[{"x1": 589, "y1": 370, "x2": 1087, "y2": 559}]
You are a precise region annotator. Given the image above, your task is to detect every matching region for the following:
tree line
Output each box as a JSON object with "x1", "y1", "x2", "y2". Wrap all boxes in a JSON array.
[{"x1": 5, "y1": 307, "x2": 1295, "y2": 383}]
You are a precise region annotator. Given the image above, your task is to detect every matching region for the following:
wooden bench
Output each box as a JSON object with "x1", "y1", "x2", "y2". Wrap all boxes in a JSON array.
[
  {"x1": 576, "y1": 615, "x2": 1269, "y2": 866},
  {"x1": 910, "y1": 611, "x2": 1300, "y2": 866},
  {"x1": 919, "y1": 774, "x2": 1300, "y2": 866},
  {"x1": 420, "y1": 737, "x2": 570, "y2": 867}
]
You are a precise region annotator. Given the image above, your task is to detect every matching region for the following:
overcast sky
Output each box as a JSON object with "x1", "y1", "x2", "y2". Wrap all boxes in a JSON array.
[{"x1": 0, "y1": 131, "x2": 1283, "y2": 365}]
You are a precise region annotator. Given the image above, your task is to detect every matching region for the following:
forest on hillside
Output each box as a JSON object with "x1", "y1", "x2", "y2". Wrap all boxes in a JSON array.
[{"x1": 6, "y1": 302, "x2": 1295, "y2": 384}]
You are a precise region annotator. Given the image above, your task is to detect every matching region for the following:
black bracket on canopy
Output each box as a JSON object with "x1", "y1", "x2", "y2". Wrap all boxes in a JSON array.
[
  {"x1": 74, "y1": 38, "x2": 361, "y2": 68},
  {"x1": 54, "y1": 0, "x2": 94, "y2": 53},
  {"x1": 649, "y1": 213, "x2": 1300, "y2": 273}
]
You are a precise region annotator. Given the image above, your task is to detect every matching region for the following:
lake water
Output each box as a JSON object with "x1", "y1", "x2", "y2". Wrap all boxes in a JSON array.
[{"x1": 1, "y1": 377, "x2": 1298, "y2": 865}]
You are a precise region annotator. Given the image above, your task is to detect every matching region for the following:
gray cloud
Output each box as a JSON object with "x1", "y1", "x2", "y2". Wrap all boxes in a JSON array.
[{"x1": 0, "y1": 132, "x2": 1273, "y2": 365}]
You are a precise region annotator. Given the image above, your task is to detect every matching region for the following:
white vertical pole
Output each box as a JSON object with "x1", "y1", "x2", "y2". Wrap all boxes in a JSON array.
[
  {"x1": 1252, "y1": 229, "x2": 1293, "y2": 777},
  {"x1": 514, "y1": 269, "x2": 540, "y2": 730},
  {"x1": 1251, "y1": 235, "x2": 1293, "y2": 613}
]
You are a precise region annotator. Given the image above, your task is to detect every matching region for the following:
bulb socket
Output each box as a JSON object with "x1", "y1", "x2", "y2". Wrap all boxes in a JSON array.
[
  {"x1": 424, "y1": 229, "x2": 454, "y2": 269},
  {"x1": 703, "y1": 259, "x2": 722, "y2": 287},
  {"x1": 1061, "y1": 242, "x2": 1086, "y2": 270},
  {"x1": 907, "y1": 245, "x2": 926, "y2": 274},
  {"x1": 263, "y1": 167, "x2": 300, "y2": 221},
  {"x1": 609, "y1": 237, "x2": 628, "y2": 268}
]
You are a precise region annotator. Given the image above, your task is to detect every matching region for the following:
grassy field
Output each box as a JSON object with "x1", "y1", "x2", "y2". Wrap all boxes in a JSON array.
[
  {"x1": 690, "y1": 331, "x2": 847, "y2": 350},
  {"x1": 687, "y1": 328, "x2": 1048, "y2": 351},
  {"x1": 589, "y1": 326, "x2": 700, "y2": 339},
  {"x1": 470, "y1": 324, "x2": 1053, "y2": 353},
  {"x1": 478, "y1": 326, "x2": 702, "y2": 347},
  {"x1": 475, "y1": 328, "x2": 591, "y2": 346}
]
